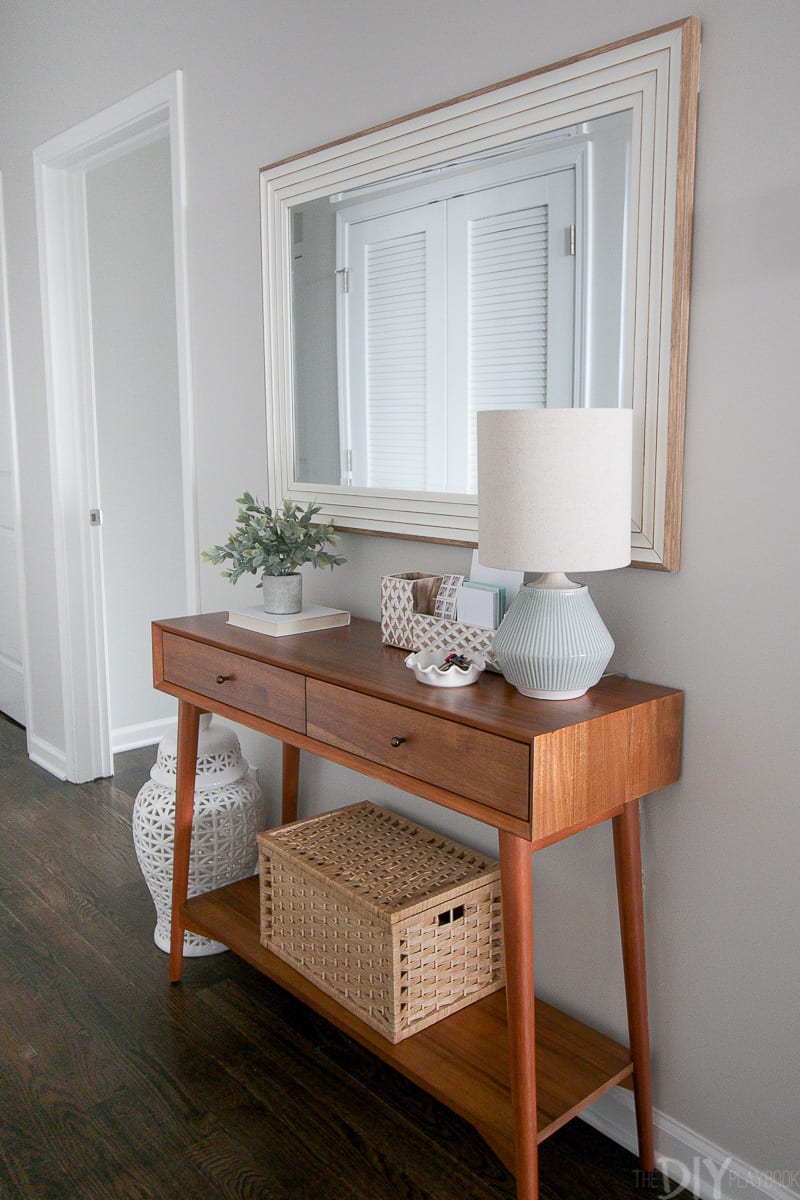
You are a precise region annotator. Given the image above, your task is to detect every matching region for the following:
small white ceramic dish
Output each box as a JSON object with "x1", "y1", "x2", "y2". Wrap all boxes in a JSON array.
[{"x1": 404, "y1": 649, "x2": 485, "y2": 688}]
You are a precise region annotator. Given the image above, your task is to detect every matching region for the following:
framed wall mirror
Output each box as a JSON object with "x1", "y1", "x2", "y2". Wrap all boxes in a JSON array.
[{"x1": 260, "y1": 18, "x2": 700, "y2": 570}]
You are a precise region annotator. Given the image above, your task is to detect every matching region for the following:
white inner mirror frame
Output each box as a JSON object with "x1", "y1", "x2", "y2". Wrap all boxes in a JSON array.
[{"x1": 260, "y1": 18, "x2": 700, "y2": 570}]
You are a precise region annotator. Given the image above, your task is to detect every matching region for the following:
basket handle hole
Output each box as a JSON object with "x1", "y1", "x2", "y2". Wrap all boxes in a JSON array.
[{"x1": 438, "y1": 905, "x2": 465, "y2": 926}]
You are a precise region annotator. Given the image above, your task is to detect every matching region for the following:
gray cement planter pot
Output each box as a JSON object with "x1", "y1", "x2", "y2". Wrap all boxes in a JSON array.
[{"x1": 261, "y1": 572, "x2": 302, "y2": 614}]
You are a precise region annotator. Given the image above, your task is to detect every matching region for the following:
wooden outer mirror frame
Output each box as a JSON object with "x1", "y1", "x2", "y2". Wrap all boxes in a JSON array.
[{"x1": 260, "y1": 17, "x2": 700, "y2": 571}]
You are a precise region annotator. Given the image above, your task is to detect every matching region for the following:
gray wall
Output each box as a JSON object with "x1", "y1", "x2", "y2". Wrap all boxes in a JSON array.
[{"x1": 1, "y1": 0, "x2": 798, "y2": 1182}]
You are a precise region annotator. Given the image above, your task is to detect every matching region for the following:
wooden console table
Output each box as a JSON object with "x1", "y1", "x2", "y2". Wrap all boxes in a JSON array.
[{"x1": 152, "y1": 612, "x2": 682, "y2": 1200}]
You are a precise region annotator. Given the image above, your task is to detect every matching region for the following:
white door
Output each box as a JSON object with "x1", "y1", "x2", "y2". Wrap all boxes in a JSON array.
[
  {"x1": 85, "y1": 137, "x2": 188, "y2": 754},
  {"x1": 448, "y1": 170, "x2": 576, "y2": 492},
  {"x1": 342, "y1": 205, "x2": 447, "y2": 490},
  {"x1": 0, "y1": 177, "x2": 26, "y2": 726},
  {"x1": 0, "y1": 378, "x2": 24, "y2": 725}
]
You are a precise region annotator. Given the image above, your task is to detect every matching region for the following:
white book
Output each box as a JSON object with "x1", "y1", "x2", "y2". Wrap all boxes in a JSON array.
[
  {"x1": 455, "y1": 582, "x2": 500, "y2": 630},
  {"x1": 227, "y1": 603, "x2": 350, "y2": 637},
  {"x1": 469, "y1": 550, "x2": 524, "y2": 607}
]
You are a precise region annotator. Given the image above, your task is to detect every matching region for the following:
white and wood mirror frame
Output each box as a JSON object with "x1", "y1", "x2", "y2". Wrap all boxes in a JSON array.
[{"x1": 260, "y1": 17, "x2": 700, "y2": 570}]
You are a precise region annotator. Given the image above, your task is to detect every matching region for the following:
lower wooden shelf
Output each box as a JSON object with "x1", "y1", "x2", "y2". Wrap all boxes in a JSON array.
[{"x1": 182, "y1": 876, "x2": 633, "y2": 1173}]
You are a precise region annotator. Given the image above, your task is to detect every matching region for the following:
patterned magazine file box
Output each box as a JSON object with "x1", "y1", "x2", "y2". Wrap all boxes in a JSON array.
[
  {"x1": 380, "y1": 572, "x2": 442, "y2": 649},
  {"x1": 258, "y1": 802, "x2": 504, "y2": 1044},
  {"x1": 380, "y1": 572, "x2": 499, "y2": 670}
]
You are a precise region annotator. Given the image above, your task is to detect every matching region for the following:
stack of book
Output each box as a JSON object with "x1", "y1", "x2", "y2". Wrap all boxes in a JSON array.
[
  {"x1": 227, "y1": 604, "x2": 350, "y2": 638},
  {"x1": 455, "y1": 581, "x2": 506, "y2": 630}
]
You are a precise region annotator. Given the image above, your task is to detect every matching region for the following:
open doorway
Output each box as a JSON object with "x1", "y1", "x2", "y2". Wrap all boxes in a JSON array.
[{"x1": 34, "y1": 72, "x2": 197, "y2": 782}]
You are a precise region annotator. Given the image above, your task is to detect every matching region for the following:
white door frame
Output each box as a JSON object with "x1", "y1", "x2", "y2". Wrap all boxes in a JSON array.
[{"x1": 34, "y1": 71, "x2": 197, "y2": 782}]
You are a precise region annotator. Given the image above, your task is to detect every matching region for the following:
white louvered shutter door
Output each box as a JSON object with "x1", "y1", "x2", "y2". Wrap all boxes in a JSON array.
[
  {"x1": 343, "y1": 206, "x2": 446, "y2": 490},
  {"x1": 447, "y1": 172, "x2": 575, "y2": 492}
]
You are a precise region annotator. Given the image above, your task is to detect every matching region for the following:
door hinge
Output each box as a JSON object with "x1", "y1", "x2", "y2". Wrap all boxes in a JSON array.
[
  {"x1": 89, "y1": 508, "x2": 102, "y2": 527},
  {"x1": 344, "y1": 448, "x2": 353, "y2": 483},
  {"x1": 336, "y1": 267, "x2": 350, "y2": 293},
  {"x1": 568, "y1": 224, "x2": 576, "y2": 256}
]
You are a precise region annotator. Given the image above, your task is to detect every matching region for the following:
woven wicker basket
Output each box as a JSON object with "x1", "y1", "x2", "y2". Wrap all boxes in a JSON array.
[{"x1": 258, "y1": 802, "x2": 504, "y2": 1043}]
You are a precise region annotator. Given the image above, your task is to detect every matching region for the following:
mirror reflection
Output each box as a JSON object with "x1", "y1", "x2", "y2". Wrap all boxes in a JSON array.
[{"x1": 291, "y1": 111, "x2": 632, "y2": 496}]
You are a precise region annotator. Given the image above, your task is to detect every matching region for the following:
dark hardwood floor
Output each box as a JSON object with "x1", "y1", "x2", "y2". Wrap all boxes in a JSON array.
[{"x1": 0, "y1": 714, "x2": 684, "y2": 1199}]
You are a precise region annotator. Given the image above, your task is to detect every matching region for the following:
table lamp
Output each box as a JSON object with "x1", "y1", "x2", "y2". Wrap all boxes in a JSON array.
[{"x1": 477, "y1": 408, "x2": 633, "y2": 699}]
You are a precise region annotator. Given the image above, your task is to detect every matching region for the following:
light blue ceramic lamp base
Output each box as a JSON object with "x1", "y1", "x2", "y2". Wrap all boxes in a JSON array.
[{"x1": 492, "y1": 575, "x2": 615, "y2": 700}]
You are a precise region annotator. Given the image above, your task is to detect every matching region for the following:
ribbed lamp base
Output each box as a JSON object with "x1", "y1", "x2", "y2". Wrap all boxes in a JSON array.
[{"x1": 492, "y1": 577, "x2": 614, "y2": 700}]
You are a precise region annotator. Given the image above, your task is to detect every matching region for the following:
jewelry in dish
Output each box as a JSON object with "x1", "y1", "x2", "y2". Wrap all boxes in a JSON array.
[{"x1": 404, "y1": 649, "x2": 485, "y2": 688}]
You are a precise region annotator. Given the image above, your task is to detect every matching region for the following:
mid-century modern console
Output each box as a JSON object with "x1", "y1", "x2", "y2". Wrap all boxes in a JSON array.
[{"x1": 152, "y1": 612, "x2": 683, "y2": 1200}]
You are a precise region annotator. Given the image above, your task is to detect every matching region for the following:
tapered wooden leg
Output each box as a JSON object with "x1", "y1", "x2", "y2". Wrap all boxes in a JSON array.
[
  {"x1": 613, "y1": 800, "x2": 655, "y2": 1170},
  {"x1": 499, "y1": 831, "x2": 538, "y2": 1200},
  {"x1": 282, "y1": 743, "x2": 300, "y2": 825},
  {"x1": 169, "y1": 700, "x2": 201, "y2": 983}
]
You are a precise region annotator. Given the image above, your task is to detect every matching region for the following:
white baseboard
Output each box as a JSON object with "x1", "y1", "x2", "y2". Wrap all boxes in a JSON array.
[
  {"x1": 582, "y1": 1089, "x2": 799, "y2": 1200},
  {"x1": 27, "y1": 732, "x2": 67, "y2": 780},
  {"x1": 111, "y1": 716, "x2": 173, "y2": 755}
]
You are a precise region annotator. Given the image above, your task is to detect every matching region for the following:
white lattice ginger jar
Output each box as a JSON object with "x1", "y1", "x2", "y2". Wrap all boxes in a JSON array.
[{"x1": 133, "y1": 714, "x2": 266, "y2": 956}]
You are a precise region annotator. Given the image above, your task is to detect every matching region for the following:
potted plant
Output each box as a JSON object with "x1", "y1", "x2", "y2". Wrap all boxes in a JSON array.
[{"x1": 203, "y1": 493, "x2": 345, "y2": 614}]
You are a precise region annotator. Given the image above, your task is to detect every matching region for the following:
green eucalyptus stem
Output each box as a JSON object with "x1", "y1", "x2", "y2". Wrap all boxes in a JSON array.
[{"x1": 202, "y1": 494, "x2": 346, "y2": 586}]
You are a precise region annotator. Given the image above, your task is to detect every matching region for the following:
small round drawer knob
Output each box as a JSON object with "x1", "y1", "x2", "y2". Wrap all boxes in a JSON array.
[
  {"x1": 390, "y1": 736, "x2": 407, "y2": 748},
  {"x1": 215, "y1": 674, "x2": 232, "y2": 684}
]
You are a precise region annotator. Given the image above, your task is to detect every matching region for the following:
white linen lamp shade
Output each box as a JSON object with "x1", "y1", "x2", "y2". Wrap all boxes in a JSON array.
[{"x1": 477, "y1": 408, "x2": 633, "y2": 699}]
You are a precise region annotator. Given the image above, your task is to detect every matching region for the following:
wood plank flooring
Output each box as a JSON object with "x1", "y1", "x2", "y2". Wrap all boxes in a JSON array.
[{"x1": 0, "y1": 715, "x2": 679, "y2": 1199}]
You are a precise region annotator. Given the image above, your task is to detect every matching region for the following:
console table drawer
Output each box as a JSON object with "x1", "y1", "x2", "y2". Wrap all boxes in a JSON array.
[
  {"x1": 161, "y1": 633, "x2": 306, "y2": 733},
  {"x1": 307, "y1": 680, "x2": 529, "y2": 819}
]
